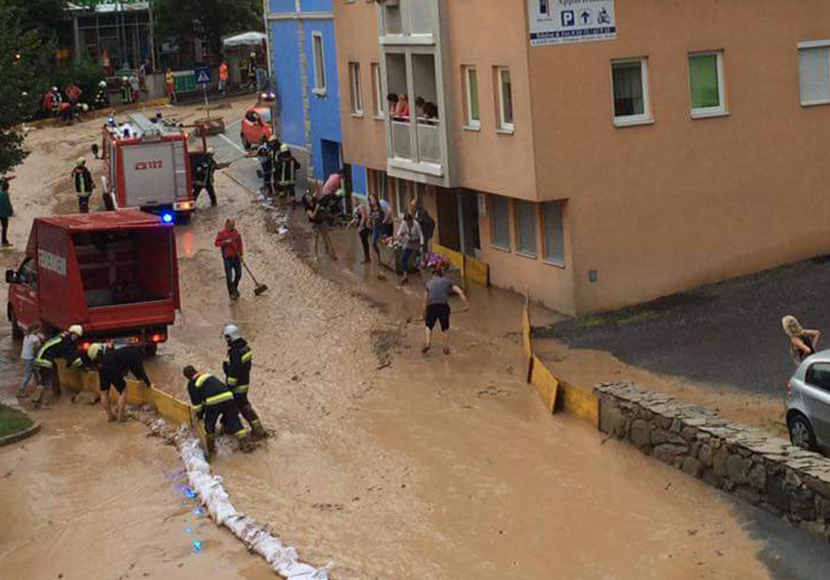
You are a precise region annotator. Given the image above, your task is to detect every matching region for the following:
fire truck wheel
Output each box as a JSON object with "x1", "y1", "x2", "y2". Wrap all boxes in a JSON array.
[{"x1": 8, "y1": 306, "x2": 23, "y2": 340}]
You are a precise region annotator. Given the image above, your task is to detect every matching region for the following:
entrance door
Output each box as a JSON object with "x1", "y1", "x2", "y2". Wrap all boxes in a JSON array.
[
  {"x1": 320, "y1": 140, "x2": 341, "y2": 181},
  {"x1": 436, "y1": 188, "x2": 460, "y2": 251},
  {"x1": 458, "y1": 190, "x2": 481, "y2": 257}
]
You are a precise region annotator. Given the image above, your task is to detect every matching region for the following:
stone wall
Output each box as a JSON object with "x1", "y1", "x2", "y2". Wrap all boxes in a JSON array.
[{"x1": 595, "y1": 382, "x2": 830, "y2": 539}]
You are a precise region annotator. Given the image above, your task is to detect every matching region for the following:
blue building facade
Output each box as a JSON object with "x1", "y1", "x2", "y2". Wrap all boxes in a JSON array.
[{"x1": 267, "y1": 0, "x2": 343, "y2": 185}]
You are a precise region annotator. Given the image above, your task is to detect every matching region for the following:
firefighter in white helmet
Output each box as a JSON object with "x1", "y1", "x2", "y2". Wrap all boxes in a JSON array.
[
  {"x1": 31, "y1": 325, "x2": 84, "y2": 409},
  {"x1": 222, "y1": 324, "x2": 266, "y2": 439},
  {"x1": 72, "y1": 158, "x2": 94, "y2": 213}
]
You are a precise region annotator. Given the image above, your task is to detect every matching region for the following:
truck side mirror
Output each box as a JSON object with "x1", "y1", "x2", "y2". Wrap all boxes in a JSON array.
[{"x1": 5, "y1": 269, "x2": 16, "y2": 284}]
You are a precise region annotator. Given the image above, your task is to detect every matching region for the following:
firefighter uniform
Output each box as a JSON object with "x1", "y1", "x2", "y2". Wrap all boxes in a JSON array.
[
  {"x1": 33, "y1": 331, "x2": 83, "y2": 408},
  {"x1": 275, "y1": 146, "x2": 301, "y2": 201},
  {"x1": 51, "y1": 89, "x2": 63, "y2": 117},
  {"x1": 223, "y1": 336, "x2": 266, "y2": 439},
  {"x1": 257, "y1": 142, "x2": 275, "y2": 196},
  {"x1": 72, "y1": 160, "x2": 94, "y2": 213},
  {"x1": 193, "y1": 151, "x2": 218, "y2": 206},
  {"x1": 187, "y1": 372, "x2": 247, "y2": 454},
  {"x1": 94, "y1": 81, "x2": 110, "y2": 110}
]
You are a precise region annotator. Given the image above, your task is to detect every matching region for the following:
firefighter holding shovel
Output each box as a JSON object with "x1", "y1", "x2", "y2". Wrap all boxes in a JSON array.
[{"x1": 184, "y1": 365, "x2": 251, "y2": 455}]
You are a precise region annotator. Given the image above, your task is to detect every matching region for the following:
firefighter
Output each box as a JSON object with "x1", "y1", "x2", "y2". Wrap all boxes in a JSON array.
[
  {"x1": 94, "y1": 80, "x2": 110, "y2": 109},
  {"x1": 72, "y1": 158, "x2": 95, "y2": 213},
  {"x1": 51, "y1": 86, "x2": 63, "y2": 117},
  {"x1": 193, "y1": 147, "x2": 218, "y2": 207},
  {"x1": 183, "y1": 365, "x2": 250, "y2": 455},
  {"x1": 246, "y1": 52, "x2": 257, "y2": 90},
  {"x1": 222, "y1": 324, "x2": 266, "y2": 439},
  {"x1": 275, "y1": 144, "x2": 301, "y2": 201},
  {"x1": 32, "y1": 325, "x2": 84, "y2": 409},
  {"x1": 256, "y1": 137, "x2": 277, "y2": 196},
  {"x1": 87, "y1": 343, "x2": 152, "y2": 423},
  {"x1": 120, "y1": 76, "x2": 132, "y2": 104}
]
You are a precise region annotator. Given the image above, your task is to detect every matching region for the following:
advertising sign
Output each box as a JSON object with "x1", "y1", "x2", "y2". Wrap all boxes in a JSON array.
[{"x1": 529, "y1": 0, "x2": 616, "y2": 47}]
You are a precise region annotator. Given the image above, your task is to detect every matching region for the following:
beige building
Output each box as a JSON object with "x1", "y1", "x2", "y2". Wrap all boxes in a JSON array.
[{"x1": 334, "y1": 0, "x2": 830, "y2": 315}]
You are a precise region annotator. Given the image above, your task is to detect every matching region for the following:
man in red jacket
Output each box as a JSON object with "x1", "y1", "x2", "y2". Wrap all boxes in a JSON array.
[{"x1": 214, "y1": 219, "x2": 244, "y2": 300}]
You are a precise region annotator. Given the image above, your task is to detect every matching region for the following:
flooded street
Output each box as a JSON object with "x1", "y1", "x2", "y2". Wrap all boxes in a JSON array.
[{"x1": 1, "y1": 104, "x2": 828, "y2": 579}]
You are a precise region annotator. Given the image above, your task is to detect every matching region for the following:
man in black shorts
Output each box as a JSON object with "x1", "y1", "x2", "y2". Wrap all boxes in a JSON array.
[
  {"x1": 87, "y1": 343, "x2": 152, "y2": 423},
  {"x1": 422, "y1": 264, "x2": 468, "y2": 355}
]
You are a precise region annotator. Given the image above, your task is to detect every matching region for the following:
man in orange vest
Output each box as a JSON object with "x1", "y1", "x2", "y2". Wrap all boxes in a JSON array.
[{"x1": 219, "y1": 60, "x2": 229, "y2": 95}]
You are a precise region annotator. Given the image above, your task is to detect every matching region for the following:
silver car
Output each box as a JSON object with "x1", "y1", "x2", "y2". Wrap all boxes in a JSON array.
[{"x1": 786, "y1": 350, "x2": 830, "y2": 453}]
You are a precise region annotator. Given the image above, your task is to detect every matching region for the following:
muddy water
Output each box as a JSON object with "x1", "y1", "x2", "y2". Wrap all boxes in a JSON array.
[
  {"x1": 0, "y1": 108, "x2": 785, "y2": 579},
  {"x1": 532, "y1": 337, "x2": 788, "y2": 437}
]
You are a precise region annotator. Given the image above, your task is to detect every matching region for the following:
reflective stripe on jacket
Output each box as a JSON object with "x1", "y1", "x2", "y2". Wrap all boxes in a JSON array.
[{"x1": 188, "y1": 372, "x2": 234, "y2": 412}]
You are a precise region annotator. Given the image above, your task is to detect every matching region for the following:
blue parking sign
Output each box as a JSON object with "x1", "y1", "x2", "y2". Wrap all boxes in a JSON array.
[{"x1": 194, "y1": 66, "x2": 211, "y2": 85}]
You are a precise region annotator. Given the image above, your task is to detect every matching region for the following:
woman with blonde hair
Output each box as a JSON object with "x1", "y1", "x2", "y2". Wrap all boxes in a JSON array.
[{"x1": 782, "y1": 315, "x2": 821, "y2": 364}]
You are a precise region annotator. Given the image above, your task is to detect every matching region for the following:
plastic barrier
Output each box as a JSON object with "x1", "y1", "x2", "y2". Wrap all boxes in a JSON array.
[
  {"x1": 522, "y1": 302, "x2": 599, "y2": 426},
  {"x1": 431, "y1": 243, "x2": 490, "y2": 288}
]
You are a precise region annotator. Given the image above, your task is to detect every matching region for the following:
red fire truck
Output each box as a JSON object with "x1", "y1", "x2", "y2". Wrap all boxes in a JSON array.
[
  {"x1": 100, "y1": 113, "x2": 196, "y2": 222},
  {"x1": 5, "y1": 211, "x2": 181, "y2": 354}
]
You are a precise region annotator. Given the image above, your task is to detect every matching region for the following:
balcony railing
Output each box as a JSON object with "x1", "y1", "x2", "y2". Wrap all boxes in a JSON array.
[
  {"x1": 391, "y1": 120, "x2": 411, "y2": 160},
  {"x1": 416, "y1": 121, "x2": 441, "y2": 163}
]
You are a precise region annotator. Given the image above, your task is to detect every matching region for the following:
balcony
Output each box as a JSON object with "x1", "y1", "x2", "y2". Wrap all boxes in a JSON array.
[{"x1": 378, "y1": 0, "x2": 437, "y2": 45}]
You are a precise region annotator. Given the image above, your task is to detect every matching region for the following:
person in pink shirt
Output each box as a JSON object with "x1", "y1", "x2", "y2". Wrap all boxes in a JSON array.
[
  {"x1": 321, "y1": 168, "x2": 345, "y2": 196},
  {"x1": 397, "y1": 93, "x2": 410, "y2": 120}
]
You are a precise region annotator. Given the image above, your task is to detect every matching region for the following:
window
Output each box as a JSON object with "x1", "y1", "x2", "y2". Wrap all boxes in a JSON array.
[
  {"x1": 611, "y1": 58, "x2": 651, "y2": 126},
  {"x1": 799, "y1": 42, "x2": 830, "y2": 107},
  {"x1": 688, "y1": 51, "x2": 726, "y2": 117},
  {"x1": 806, "y1": 363, "x2": 830, "y2": 392},
  {"x1": 371, "y1": 63, "x2": 384, "y2": 118},
  {"x1": 464, "y1": 66, "x2": 480, "y2": 128},
  {"x1": 312, "y1": 32, "x2": 326, "y2": 95},
  {"x1": 514, "y1": 201, "x2": 537, "y2": 257},
  {"x1": 542, "y1": 201, "x2": 565, "y2": 266},
  {"x1": 395, "y1": 179, "x2": 409, "y2": 216},
  {"x1": 349, "y1": 62, "x2": 363, "y2": 115},
  {"x1": 490, "y1": 196, "x2": 510, "y2": 249},
  {"x1": 497, "y1": 67, "x2": 514, "y2": 132}
]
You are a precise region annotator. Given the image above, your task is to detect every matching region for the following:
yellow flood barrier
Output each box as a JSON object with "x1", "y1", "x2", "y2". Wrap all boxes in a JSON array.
[{"x1": 431, "y1": 243, "x2": 490, "y2": 288}]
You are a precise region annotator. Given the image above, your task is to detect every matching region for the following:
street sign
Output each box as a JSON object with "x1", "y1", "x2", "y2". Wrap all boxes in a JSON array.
[
  {"x1": 194, "y1": 66, "x2": 212, "y2": 85},
  {"x1": 528, "y1": 0, "x2": 617, "y2": 47}
]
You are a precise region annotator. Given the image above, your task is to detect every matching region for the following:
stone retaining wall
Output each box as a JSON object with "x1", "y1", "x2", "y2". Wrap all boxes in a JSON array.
[{"x1": 596, "y1": 382, "x2": 830, "y2": 539}]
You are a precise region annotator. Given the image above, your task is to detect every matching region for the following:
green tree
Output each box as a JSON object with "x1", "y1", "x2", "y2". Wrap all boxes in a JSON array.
[
  {"x1": 152, "y1": 0, "x2": 263, "y2": 64},
  {"x1": 0, "y1": 5, "x2": 54, "y2": 175},
  {"x1": 7, "y1": 0, "x2": 69, "y2": 45}
]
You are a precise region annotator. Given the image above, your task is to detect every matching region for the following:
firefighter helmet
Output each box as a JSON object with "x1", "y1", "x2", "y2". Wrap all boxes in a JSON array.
[
  {"x1": 99, "y1": 80, "x2": 107, "y2": 88},
  {"x1": 68, "y1": 325, "x2": 83, "y2": 337},
  {"x1": 87, "y1": 343, "x2": 104, "y2": 360},
  {"x1": 76, "y1": 158, "x2": 85, "y2": 167},
  {"x1": 280, "y1": 144, "x2": 289, "y2": 153},
  {"x1": 222, "y1": 324, "x2": 242, "y2": 342}
]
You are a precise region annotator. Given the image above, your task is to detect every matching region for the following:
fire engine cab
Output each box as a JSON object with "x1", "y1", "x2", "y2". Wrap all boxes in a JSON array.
[{"x1": 100, "y1": 113, "x2": 196, "y2": 221}]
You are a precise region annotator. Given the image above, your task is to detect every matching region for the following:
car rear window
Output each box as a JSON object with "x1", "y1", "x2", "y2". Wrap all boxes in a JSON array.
[
  {"x1": 806, "y1": 363, "x2": 830, "y2": 392},
  {"x1": 259, "y1": 109, "x2": 272, "y2": 124}
]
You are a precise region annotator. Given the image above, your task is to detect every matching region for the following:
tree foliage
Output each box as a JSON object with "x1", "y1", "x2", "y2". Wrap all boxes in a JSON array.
[
  {"x1": 6, "y1": 0, "x2": 70, "y2": 45},
  {"x1": 152, "y1": 0, "x2": 263, "y2": 63},
  {"x1": 0, "y1": 5, "x2": 54, "y2": 175}
]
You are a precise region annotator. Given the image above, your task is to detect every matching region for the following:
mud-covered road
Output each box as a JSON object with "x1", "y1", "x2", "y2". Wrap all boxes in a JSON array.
[{"x1": 2, "y1": 99, "x2": 830, "y2": 580}]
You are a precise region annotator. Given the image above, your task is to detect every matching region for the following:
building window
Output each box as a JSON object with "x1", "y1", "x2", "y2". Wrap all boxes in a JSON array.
[
  {"x1": 542, "y1": 201, "x2": 565, "y2": 266},
  {"x1": 490, "y1": 196, "x2": 510, "y2": 250},
  {"x1": 611, "y1": 58, "x2": 651, "y2": 126},
  {"x1": 464, "y1": 66, "x2": 480, "y2": 129},
  {"x1": 497, "y1": 67, "x2": 514, "y2": 132},
  {"x1": 514, "y1": 201, "x2": 537, "y2": 257},
  {"x1": 688, "y1": 51, "x2": 726, "y2": 117},
  {"x1": 371, "y1": 63, "x2": 384, "y2": 118},
  {"x1": 799, "y1": 42, "x2": 830, "y2": 107},
  {"x1": 395, "y1": 179, "x2": 409, "y2": 216},
  {"x1": 312, "y1": 32, "x2": 326, "y2": 95},
  {"x1": 349, "y1": 62, "x2": 363, "y2": 115}
]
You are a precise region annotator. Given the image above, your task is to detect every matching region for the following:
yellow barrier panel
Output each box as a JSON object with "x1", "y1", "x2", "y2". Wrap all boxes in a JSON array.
[
  {"x1": 530, "y1": 355, "x2": 559, "y2": 413},
  {"x1": 559, "y1": 380, "x2": 599, "y2": 428},
  {"x1": 432, "y1": 243, "x2": 465, "y2": 273},
  {"x1": 522, "y1": 306, "x2": 533, "y2": 365},
  {"x1": 465, "y1": 255, "x2": 490, "y2": 287}
]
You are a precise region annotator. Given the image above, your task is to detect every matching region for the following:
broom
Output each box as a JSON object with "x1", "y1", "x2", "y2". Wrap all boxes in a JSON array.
[{"x1": 241, "y1": 258, "x2": 268, "y2": 296}]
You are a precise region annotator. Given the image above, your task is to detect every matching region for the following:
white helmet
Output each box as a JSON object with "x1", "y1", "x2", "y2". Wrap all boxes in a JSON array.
[
  {"x1": 99, "y1": 80, "x2": 107, "y2": 88},
  {"x1": 52, "y1": 86, "x2": 58, "y2": 92},
  {"x1": 76, "y1": 157, "x2": 85, "y2": 167},
  {"x1": 87, "y1": 343, "x2": 104, "y2": 360},
  {"x1": 68, "y1": 325, "x2": 83, "y2": 337},
  {"x1": 222, "y1": 324, "x2": 241, "y2": 342}
]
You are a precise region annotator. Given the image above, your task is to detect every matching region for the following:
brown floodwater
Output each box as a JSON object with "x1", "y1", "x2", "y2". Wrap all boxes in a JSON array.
[{"x1": 0, "y1": 109, "x2": 784, "y2": 579}]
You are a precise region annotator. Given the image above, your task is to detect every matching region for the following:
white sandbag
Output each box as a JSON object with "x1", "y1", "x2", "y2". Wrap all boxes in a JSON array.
[{"x1": 177, "y1": 431, "x2": 330, "y2": 579}]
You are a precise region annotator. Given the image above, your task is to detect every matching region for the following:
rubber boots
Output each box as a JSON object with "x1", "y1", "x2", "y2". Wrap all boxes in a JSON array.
[
  {"x1": 205, "y1": 433, "x2": 216, "y2": 456},
  {"x1": 240, "y1": 405, "x2": 267, "y2": 440}
]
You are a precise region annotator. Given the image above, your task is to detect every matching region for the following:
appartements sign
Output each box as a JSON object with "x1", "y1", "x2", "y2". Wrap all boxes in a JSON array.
[{"x1": 529, "y1": 0, "x2": 617, "y2": 46}]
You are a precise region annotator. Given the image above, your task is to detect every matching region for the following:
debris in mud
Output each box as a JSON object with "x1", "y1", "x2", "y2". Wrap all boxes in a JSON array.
[{"x1": 371, "y1": 328, "x2": 403, "y2": 368}]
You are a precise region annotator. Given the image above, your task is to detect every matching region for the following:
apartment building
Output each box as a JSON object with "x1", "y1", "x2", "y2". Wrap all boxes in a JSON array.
[
  {"x1": 266, "y1": 0, "x2": 343, "y2": 184},
  {"x1": 334, "y1": 0, "x2": 830, "y2": 315}
]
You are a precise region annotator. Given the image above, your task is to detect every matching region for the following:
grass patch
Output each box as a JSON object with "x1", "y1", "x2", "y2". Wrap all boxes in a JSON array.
[
  {"x1": 616, "y1": 310, "x2": 659, "y2": 325},
  {"x1": 581, "y1": 315, "x2": 607, "y2": 328},
  {"x1": 0, "y1": 404, "x2": 34, "y2": 439}
]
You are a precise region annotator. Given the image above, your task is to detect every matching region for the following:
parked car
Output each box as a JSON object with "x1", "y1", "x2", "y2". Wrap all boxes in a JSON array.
[
  {"x1": 240, "y1": 105, "x2": 273, "y2": 149},
  {"x1": 786, "y1": 350, "x2": 830, "y2": 453}
]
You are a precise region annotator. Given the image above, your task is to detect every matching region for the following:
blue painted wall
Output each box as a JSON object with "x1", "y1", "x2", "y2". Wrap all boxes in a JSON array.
[
  {"x1": 268, "y1": 0, "x2": 342, "y2": 182},
  {"x1": 351, "y1": 164, "x2": 368, "y2": 195},
  {"x1": 270, "y1": 20, "x2": 304, "y2": 147}
]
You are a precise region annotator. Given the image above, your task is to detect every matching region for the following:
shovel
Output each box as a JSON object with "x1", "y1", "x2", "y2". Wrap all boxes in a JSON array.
[{"x1": 241, "y1": 259, "x2": 268, "y2": 296}]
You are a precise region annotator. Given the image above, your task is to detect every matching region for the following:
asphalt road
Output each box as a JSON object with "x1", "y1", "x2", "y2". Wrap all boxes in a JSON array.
[{"x1": 540, "y1": 257, "x2": 830, "y2": 396}]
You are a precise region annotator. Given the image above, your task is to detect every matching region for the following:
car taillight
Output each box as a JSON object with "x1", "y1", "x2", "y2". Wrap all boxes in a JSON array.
[
  {"x1": 151, "y1": 333, "x2": 165, "y2": 343},
  {"x1": 786, "y1": 381, "x2": 794, "y2": 400},
  {"x1": 80, "y1": 342, "x2": 90, "y2": 351}
]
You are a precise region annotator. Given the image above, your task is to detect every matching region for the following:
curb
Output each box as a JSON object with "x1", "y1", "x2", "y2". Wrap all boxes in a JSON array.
[{"x1": 0, "y1": 421, "x2": 42, "y2": 447}]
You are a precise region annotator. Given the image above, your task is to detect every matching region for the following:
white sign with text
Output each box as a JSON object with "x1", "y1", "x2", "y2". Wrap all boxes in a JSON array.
[{"x1": 529, "y1": 0, "x2": 616, "y2": 47}]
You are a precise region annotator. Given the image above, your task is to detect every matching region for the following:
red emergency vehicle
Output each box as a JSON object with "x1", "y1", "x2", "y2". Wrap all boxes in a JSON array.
[
  {"x1": 100, "y1": 113, "x2": 196, "y2": 221},
  {"x1": 5, "y1": 211, "x2": 180, "y2": 354}
]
